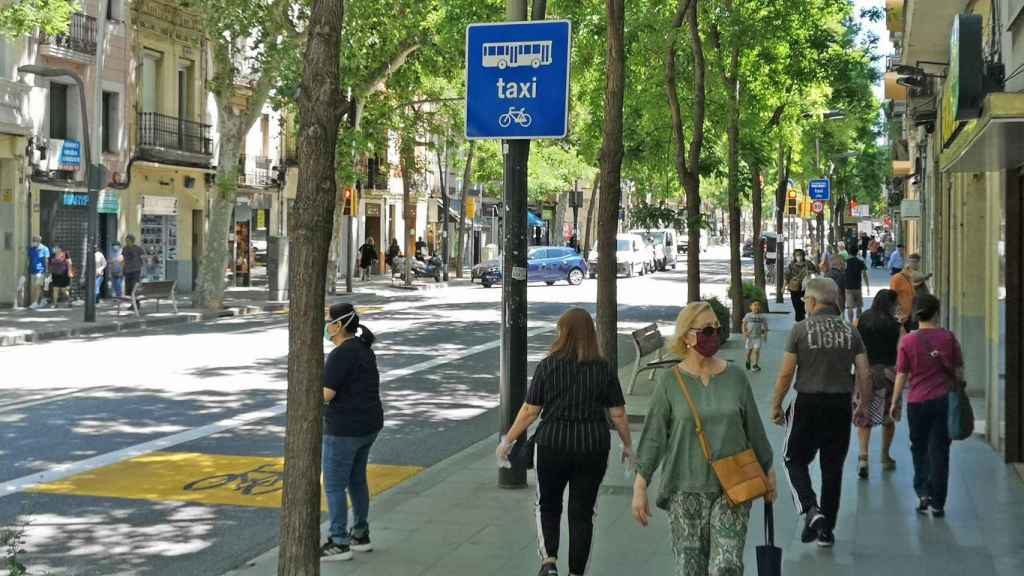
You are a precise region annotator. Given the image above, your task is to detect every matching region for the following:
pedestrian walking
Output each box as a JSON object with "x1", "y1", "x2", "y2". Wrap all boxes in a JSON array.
[
  {"x1": 48, "y1": 247, "x2": 73, "y2": 308},
  {"x1": 890, "y1": 294, "x2": 962, "y2": 518},
  {"x1": 320, "y1": 303, "x2": 383, "y2": 561},
  {"x1": 770, "y1": 277, "x2": 872, "y2": 547},
  {"x1": 94, "y1": 247, "x2": 107, "y2": 303},
  {"x1": 785, "y1": 248, "x2": 818, "y2": 322},
  {"x1": 843, "y1": 252, "x2": 870, "y2": 322},
  {"x1": 122, "y1": 235, "x2": 145, "y2": 301},
  {"x1": 386, "y1": 238, "x2": 401, "y2": 272},
  {"x1": 632, "y1": 302, "x2": 775, "y2": 576},
  {"x1": 742, "y1": 300, "x2": 768, "y2": 372},
  {"x1": 888, "y1": 244, "x2": 905, "y2": 275},
  {"x1": 497, "y1": 308, "x2": 633, "y2": 576},
  {"x1": 852, "y1": 289, "x2": 901, "y2": 479},
  {"x1": 27, "y1": 235, "x2": 50, "y2": 309},
  {"x1": 869, "y1": 237, "x2": 883, "y2": 268},
  {"x1": 415, "y1": 236, "x2": 427, "y2": 261},
  {"x1": 859, "y1": 232, "x2": 869, "y2": 260},
  {"x1": 824, "y1": 255, "x2": 846, "y2": 311},
  {"x1": 107, "y1": 242, "x2": 125, "y2": 298},
  {"x1": 358, "y1": 237, "x2": 378, "y2": 281},
  {"x1": 890, "y1": 253, "x2": 921, "y2": 332}
]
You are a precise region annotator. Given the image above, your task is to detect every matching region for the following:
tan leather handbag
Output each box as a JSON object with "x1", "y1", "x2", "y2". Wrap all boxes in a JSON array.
[{"x1": 673, "y1": 367, "x2": 769, "y2": 505}]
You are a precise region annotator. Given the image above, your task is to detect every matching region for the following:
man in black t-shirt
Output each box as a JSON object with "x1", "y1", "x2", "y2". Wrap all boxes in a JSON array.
[{"x1": 843, "y1": 254, "x2": 870, "y2": 322}]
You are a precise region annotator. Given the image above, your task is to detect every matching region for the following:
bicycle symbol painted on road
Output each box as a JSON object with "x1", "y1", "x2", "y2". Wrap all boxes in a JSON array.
[
  {"x1": 498, "y1": 107, "x2": 532, "y2": 128},
  {"x1": 183, "y1": 463, "x2": 284, "y2": 496}
]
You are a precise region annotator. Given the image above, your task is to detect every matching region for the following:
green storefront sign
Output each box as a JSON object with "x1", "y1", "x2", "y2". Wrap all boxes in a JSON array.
[{"x1": 97, "y1": 190, "x2": 120, "y2": 214}]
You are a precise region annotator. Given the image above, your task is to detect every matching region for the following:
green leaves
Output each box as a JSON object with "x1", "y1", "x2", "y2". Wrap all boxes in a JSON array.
[{"x1": 0, "y1": 0, "x2": 78, "y2": 38}]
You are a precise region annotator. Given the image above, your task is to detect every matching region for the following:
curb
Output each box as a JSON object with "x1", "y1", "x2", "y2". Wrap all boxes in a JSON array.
[
  {"x1": 0, "y1": 303, "x2": 286, "y2": 348},
  {"x1": 221, "y1": 435, "x2": 498, "y2": 576}
]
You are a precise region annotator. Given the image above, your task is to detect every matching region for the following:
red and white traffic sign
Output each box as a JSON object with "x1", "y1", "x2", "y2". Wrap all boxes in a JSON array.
[{"x1": 811, "y1": 200, "x2": 824, "y2": 214}]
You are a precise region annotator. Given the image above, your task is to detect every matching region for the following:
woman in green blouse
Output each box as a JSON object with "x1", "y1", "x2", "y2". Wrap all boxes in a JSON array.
[{"x1": 632, "y1": 301, "x2": 775, "y2": 576}]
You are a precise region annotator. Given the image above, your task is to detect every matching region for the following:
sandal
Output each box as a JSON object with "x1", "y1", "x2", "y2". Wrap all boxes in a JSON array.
[
  {"x1": 858, "y1": 455, "x2": 869, "y2": 479},
  {"x1": 881, "y1": 456, "x2": 896, "y2": 470}
]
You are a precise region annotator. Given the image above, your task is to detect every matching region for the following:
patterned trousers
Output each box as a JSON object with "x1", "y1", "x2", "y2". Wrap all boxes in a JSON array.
[{"x1": 668, "y1": 492, "x2": 751, "y2": 576}]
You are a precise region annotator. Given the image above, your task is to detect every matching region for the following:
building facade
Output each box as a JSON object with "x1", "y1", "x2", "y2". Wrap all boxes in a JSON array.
[
  {"x1": 885, "y1": 0, "x2": 1022, "y2": 463},
  {"x1": 0, "y1": 0, "x2": 133, "y2": 305}
]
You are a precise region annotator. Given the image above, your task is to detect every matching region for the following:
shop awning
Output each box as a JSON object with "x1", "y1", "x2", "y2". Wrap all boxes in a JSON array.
[{"x1": 940, "y1": 93, "x2": 1024, "y2": 173}]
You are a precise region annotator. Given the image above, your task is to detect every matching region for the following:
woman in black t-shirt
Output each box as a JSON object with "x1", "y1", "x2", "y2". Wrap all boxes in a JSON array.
[
  {"x1": 497, "y1": 308, "x2": 634, "y2": 576},
  {"x1": 319, "y1": 303, "x2": 382, "y2": 561},
  {"x1": 852, "y1": 289, "x2": 902, "y2": 479}
]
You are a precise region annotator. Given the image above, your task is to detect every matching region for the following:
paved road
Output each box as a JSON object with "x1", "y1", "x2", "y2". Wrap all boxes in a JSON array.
[{"x1": 0, "y1": 249, "x2": 745, "y2": 576}]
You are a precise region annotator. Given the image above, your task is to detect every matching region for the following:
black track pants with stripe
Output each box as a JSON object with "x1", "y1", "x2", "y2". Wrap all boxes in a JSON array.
[
  {"x1": 783, "y1": 393, "x2": 852, "y2": 530},
  {"x1": 535, "y1": 444, "x2": 608, "y2": 575}
]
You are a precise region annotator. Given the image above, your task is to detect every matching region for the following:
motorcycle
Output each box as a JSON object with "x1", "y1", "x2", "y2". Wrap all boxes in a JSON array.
[{"x1": 398, "y1": 255, "x2": 443, "y2": 282}]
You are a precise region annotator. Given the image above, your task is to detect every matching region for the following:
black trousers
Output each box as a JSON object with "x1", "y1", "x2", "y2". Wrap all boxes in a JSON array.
[
  {"x1": 908, "y1": 395, "x2": 952, "y2": 509},
  {"x1": 124, "y1": 271, "x2": 141, "y2": 300},
  {"x1": 536, "y1": 444, "x2": 608, "y2": 575},
  {"x1": 790, "y1": 289, "x2": 807, "y2": 322},
  {"x1": 784, "y1": 393, "x2": 852, "y2": 530}
]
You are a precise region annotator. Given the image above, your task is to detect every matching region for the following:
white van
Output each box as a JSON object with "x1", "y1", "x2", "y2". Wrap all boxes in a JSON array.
[
  {"x1": 588, "y1": 233, "x2": 650, "y2": 278},
  {"x1": 633, "y1": 229, "x2": 677, "y2": 271}
]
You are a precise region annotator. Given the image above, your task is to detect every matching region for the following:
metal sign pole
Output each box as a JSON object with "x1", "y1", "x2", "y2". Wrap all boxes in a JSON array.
[{"x1": 498, "y1": 0, "x2": 529, "y2": 490}]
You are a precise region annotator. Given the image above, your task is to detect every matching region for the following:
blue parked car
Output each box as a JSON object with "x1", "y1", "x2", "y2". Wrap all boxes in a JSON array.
[{"x1": 479, "y1": 247, "x2": 588, "y2": 288}]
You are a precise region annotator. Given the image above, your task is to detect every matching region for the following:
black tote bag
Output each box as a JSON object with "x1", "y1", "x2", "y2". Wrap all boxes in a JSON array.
[{"x1": 756, "y1": 501, "x2": 783, "y2": 576}]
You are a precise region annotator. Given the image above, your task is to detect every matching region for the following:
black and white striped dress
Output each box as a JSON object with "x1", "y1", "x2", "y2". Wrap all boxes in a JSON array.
[{"x1": 526, "y1": 356, "x2": 626, "y2": 453}]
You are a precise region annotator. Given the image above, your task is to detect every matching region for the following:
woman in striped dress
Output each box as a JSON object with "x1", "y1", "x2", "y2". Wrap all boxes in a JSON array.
[
  {"x1": 852, "y1": 289, "x2": 902, "y2": 478},
  {"x1": 497, "y1": 308, "x2": 634, "y2": 576}
]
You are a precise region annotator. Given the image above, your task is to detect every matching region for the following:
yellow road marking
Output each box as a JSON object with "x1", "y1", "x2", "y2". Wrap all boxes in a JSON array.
[{"x1": 29, "y1": 452, "x2": 422, "y2": 510}]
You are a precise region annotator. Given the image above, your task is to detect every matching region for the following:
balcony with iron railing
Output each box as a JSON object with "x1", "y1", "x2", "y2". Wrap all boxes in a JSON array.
[
  {"x1": 137, "y1": 112, "x2": 213, "y2": 164},
  {"x1": 237, "y1": 155, "x2": 277, "y2": 188},
  {"x1": 38, "y1": 13, "x2": 97, "y2": 60}
]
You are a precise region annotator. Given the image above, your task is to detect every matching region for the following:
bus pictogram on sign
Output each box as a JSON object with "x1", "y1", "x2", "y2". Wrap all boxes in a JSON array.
[{"x1": 482, "y1": 41, "x2": 553, "y2": 69}]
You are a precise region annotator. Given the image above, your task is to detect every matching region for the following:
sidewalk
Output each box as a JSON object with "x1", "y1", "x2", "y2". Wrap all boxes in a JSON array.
[
  {"x1": 0, "y1": 273, "x2": 473, "y2": 347},
  {"x1": 224, "y1": 306, "x2": 1024, "y2": 576}
]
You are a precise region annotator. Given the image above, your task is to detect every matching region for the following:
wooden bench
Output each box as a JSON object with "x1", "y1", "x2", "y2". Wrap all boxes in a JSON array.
[
  {"x1": 628, "y1": 323, "x2": 677, "y2": 394},
  {"x1": 123, "y1": 280, "x2": 178, "y2": 317}
]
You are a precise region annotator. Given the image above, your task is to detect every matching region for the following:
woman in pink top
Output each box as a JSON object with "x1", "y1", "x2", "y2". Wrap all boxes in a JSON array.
[{"x1": 890, "y1": 294, "x2": 963, "y2": 518}]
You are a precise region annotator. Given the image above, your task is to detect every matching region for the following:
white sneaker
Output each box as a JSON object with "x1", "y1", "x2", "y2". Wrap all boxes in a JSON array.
[{"x1": 29, "y1": 303, "x2": 41, "y2": 309}]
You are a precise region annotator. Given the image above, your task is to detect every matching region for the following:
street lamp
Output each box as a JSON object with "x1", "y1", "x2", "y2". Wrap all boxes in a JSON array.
[
  {"x1": 803, "y1": 109, "x2": 845, "y2": 252},
  {"x1": 19, "y1": 64, "x2": 100, "y2": 322}
]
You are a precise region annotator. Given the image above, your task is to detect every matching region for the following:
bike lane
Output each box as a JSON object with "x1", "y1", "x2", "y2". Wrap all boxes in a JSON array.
[{"x1": 1, "y1": 279, "x2": 684, "y2": 575}]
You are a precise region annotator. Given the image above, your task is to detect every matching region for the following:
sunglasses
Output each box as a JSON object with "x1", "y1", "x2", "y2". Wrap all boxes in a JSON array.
[{"x1": 689, "y1": 325, "x2": 719, "y2": 337}]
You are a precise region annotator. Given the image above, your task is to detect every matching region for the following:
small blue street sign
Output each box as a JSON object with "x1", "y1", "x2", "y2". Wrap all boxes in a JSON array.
[
  {"x1": 465, "y1": 20, "x2": 572, "y2": 140},
  {"x1": 59, "y1": 139, "x2": 81, "y2": 167},
  {"x1": 809, "y1": 178, "x2": 831, "y2": 201}
]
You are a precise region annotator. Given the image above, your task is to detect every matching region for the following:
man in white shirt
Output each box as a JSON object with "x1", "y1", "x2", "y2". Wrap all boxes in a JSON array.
[{"x1": 94, "y1": 248, "x2": 107, "y2": 303}]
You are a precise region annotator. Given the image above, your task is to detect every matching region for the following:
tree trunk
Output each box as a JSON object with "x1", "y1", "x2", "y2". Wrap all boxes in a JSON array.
[
  {"x1": 582, "y1": 170, "x2": 599, "y2": 262},
  {"x1": 325, "y1": 181, "x2": 349, "y2": 294},
  {"x1": 726, "y1": 102, "x2": 742, "y2": 332},
  {"x1": 193, "y1": 107, "x2": 244, "y2": 312},
  {"x1": 720, "y1": 18, "x2": 743, "y2": 333},
  {"x1": 666, "y1": 0, "x2": 704, "y2": 304},
  {"x1": 277, "y1": 1, "x2": 344, "y2": 574},
  {"x1": 401, "y1": 137, "x2": 415, "y2": 286},
  {"x1": 456, "y1": 141, "x2": 476, "y2": 278},
  {"x1": 774, "y1": 143, "x2": 790, "y2": 304},
  {"x1": 597, "y1": 0, "x2": 625, "y2": 367},
  {"x1": 751, "y1": 160, "x2": 766, "y2": 302}
]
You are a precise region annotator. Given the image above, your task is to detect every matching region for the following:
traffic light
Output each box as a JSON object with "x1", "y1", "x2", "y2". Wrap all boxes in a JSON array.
[
  {"x1": 341, "y1": 186, "x2": 358, "y2": 216},
  {"x1": 800, "y1": 197, "x2": 812, "y2": 219},
  {"x1": 786, "y1": 189, "x2": 798, "y2": 215},
  {"x1": 342, "y1": 187, "x2": 353, "y2": 215}
]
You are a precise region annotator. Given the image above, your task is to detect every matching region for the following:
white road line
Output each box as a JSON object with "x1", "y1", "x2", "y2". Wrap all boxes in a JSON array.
[
  {"x1": 0, "y1": 387, "x2": 115, "y2": 415},
  {"x1": 0, "y1": 324, "x2": 555, "y2": 499}
]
